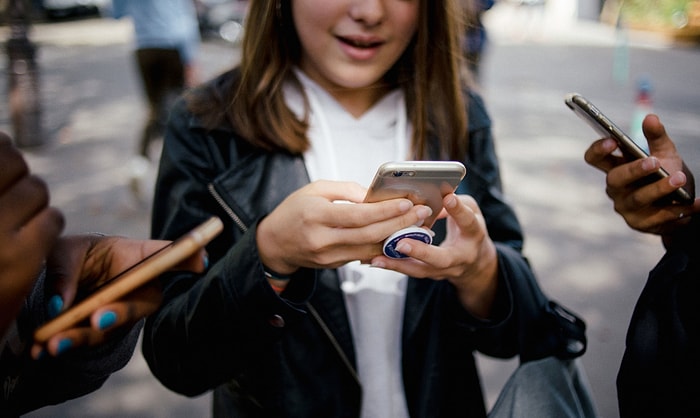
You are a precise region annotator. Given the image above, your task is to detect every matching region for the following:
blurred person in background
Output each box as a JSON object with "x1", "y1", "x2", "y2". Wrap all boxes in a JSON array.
[
  {"x1": 462, "y1": 0, "x2": 494, "y2": 80},
  {"x1": 0, "y1": 132, "x2": 208, "y2": 416},
  {"x1": 584, "y1": 113, "x2": 700, "y2": 418},
  {"x1": 112, "y1": 0, "x2": 201, "y2": 161}
]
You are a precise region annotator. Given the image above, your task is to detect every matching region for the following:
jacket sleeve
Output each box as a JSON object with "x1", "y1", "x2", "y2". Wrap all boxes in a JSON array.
[
  {"x1": 456, "y1": 91, "x2": 587, "y2": 361},
  {"x1": 143, "y1": 99, "x2": 314, "y2": 397},
  {"x1": 617, "y1": 217, "x2": 700, "y2": 417},
  {"x1": 0, "y1": 269, "x2": 141, "y2": 416}
]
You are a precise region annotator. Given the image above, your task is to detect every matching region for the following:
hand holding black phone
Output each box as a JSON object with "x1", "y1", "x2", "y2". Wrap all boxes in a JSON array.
[{"x1": 565, "y1": 93, "x2": 694, "y2": 205}]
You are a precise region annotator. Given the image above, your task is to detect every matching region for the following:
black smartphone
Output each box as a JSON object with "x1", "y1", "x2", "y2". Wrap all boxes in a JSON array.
[
  {"x1": 364, "y1": 161, "x2": 467, "y2": 228},
  {"x1": 565, "y1": 93, "x2": 694, "y2": 204},
  {"x1": 34, "y1": 217, "x2": 224, "y2": 343}
]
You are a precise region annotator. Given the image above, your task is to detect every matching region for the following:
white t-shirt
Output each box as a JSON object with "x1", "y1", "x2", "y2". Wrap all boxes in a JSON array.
[{"x1": 285, "y1": 70, "x2": 411, "y2": 418}]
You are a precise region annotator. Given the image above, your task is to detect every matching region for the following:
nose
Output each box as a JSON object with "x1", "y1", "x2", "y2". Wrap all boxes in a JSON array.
[{"x1": 348, "y1": 0, "x2": 385, "y2": 27}]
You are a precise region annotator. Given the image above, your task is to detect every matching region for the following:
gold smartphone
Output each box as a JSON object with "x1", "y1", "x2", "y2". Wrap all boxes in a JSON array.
[
  {"x1": 33, "y1": 216, "x2": 224, "y2": 343},
  {"x1": 565, "y1": 93, "x2": 693, "y2": 204},
  {"x1": 364, "y1": 161, "x2": 467, "y2": 228}
]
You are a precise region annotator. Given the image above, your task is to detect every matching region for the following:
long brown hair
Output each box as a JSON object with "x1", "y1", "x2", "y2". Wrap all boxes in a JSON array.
[{"x1": 190, "y1": 0, "x2": 469, "y2": 160}]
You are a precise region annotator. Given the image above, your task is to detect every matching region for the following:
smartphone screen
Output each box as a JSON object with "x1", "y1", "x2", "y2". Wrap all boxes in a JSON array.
[
  {"x1": 33, "y1": 216, "x2": 224, "y2": 343},
  {"x1": 565, "y1": 93, "x2": 694, "y2": 204},
  {"x1": 364, "y1": 161, "x2": 467, "y2": 227}
]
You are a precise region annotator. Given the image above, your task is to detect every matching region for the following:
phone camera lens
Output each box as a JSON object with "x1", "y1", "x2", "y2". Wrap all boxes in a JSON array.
[{"x1": 392, "y1": 171, "x2": 403, "y2": 177}]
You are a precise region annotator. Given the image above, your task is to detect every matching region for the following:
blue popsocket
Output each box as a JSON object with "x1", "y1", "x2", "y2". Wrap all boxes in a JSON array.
[{"x1": 382, "y1": 226, "x2": 433, "y2": 259}]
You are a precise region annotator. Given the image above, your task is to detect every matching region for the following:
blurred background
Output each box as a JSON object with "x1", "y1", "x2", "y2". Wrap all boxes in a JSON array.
[{"x1": 1, "y1": 0, "x2": 698, "y2": 417}]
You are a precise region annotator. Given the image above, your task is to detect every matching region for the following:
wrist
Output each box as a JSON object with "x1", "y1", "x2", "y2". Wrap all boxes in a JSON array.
[{"x1": 264, "y1": 268, "x2": 290, "y2": 294}]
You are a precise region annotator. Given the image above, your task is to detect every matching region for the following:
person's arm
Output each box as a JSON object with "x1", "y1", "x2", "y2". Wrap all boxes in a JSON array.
[
  {"x1": 1, "y1": 265, "x2": 141, "y2": 415},
  {"x1": 0, "y1": 132, "x2": 64, "y2": 338}
]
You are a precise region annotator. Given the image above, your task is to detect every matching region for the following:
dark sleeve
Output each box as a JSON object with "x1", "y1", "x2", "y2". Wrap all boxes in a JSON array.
[
  {"x1": 617, "y1": 218, "x2": 700, "y2": 417},
  {"x1": 453, "y1": 91, "x2": 587, "y2": 361},
  {"x1": 0, "y1": 269, "x2": 140, "y2": 416},
  {"x1": 142, "y1": 100, "x2": 314, "y2": 397}
]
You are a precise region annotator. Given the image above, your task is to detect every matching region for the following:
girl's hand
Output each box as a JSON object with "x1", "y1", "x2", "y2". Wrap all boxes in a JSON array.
[
  {"x1": 370, "y1": 194, "x2": 499, "y2": 319},
  {"x1": 256, "y1": 180, "x2": 433, "y2": 275}
]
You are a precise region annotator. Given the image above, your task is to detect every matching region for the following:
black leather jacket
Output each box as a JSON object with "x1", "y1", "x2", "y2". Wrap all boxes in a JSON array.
[
  {"x1": 617, "y1": 216, "x2": 700, "y2": 418},
  {"x1": 143, "y1": 70, "x2": 585, "y2": 417}
]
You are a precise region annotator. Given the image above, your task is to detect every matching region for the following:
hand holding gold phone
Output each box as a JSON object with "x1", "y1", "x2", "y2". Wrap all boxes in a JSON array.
[{"x1": 33, "y1": 217, "x2": 224, "y2": 344}]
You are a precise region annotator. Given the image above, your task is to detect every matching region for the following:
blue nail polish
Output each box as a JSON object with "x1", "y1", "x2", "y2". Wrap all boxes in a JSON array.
[
  {"x1": 98, "y1": 311, "x2": 117, "y2": 330},
  {"x1": 203, "y1": 254, "x2": 210, "y2": 270},
  {"x1": 48, "y1": 295, "x2": 64, "y2": 318},
  {"x1": 57, "y1": 339, "x2": 72, "y2": 355}
]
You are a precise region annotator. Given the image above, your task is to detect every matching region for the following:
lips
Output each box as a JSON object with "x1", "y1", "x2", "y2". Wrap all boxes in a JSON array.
[{"x1": 337, "y1": 35, "x2": 383, "y2": 49}]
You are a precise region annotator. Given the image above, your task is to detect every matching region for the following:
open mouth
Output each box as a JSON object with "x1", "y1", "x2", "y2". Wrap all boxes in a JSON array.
[{"x1": 338, "y1": 36, "x2": 383, "y2": 49}]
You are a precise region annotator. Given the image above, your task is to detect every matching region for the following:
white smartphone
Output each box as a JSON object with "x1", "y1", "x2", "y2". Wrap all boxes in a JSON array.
[
  {"x1": 364, "y1": 161, "x2": 467, "y2": 228},
  {"x1": 33, "y1": 216, "x2": 224, "y2": 343},
  {"x1": 565, "y1": 93, "x2": 694, "y2": 204}
]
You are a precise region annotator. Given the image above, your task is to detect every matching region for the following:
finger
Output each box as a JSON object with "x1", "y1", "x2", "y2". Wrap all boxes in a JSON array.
[
  {"x1": 369, "y1": 245, "x2": 434, "y2": 278},
  {"x1": 173, "y1": 247, "x2": 208, "y2": 272},
  {"x1": 89, "y1": 284, "x2": 163, "y2": 332},
  {"x1": 0, "y1": 175, "x2": 55, "y2": 229},
  {"x1": 642, "y1": 114, "x2": 676, "y2": 158},
  {"x1": 584, "y1": 138, "x2": 622, "y2": 173},
  {"x1": 609, "y1": 164, "x2": 689, "y2": 209},
  {"x1": 36, "y1": 326, "x2": 107, "y2": 358},
  {"x1": 606, "y1": 156, "x2": 663, "y2": 191},
  {"x1": 443, "y1": 194, "x2": 483, "y2": 235},
  {"x1": 325, "y1": 198, "x2": 416, "y2": 228},
  {"x1": 307, "y1": 180, "x2": 368, "y2": 204},
  {"x1": 328, "y1": 204, "x2": 433, "y2": 245}
]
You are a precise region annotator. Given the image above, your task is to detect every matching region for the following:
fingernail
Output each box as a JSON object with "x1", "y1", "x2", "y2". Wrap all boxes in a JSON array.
[
  {"x1": 57, "y1": 338, "x2": 72, "y2": 355},
  {"x1": 98, "y1": 311, "x2": 117, "y2": 330},
  {"x1": 398, "y1": 200, "x2": 413, "y2": 212},
  {"x1": 603, "y1": 138, "x2": 617, "y2": 151},
  {"x1": 641, "y1": 157, "x2": 658, "y2": 171},
  {"x1": 203, "y1": 254, "x2": 210, "y2": 270},
  {"x1": 670, "y1": 171, "x2": 686, "y2": 188},
  {"x1": 396, "y1": 242, "x2": 411, "y2": 255},
  {"x1": 370, "y1": 260, "x2": 386, "y2": 269},
  {"x1": 416, "y1": 206, "x2": 432, "y2": 219},
  {"x1": 48, "y1": 295, "x2": 63, "y2": 318},
  {"x1": 444, "y1": 195, "x2": 457, "y2": 209}
]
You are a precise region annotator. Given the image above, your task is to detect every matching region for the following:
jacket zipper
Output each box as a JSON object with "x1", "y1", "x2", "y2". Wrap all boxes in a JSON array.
[
  {"x1": 207, "y1": 183, "x2": 248, "y2": 233},
  {"x1": 208, "y1": 183, "x2": 360, "y2": 386},
  {"x1": 306, "y1": 302, "x2": 361, "y2": 386}
]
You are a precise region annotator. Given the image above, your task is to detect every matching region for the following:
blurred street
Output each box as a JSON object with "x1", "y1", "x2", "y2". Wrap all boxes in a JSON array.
[{"x1": 5, "y1": 3, "x2": 700, "y2": 417}]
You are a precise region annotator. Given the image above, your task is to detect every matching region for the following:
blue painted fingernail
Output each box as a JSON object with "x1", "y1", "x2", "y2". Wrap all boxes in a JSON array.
[
  {"x1": 98, "y1": 311, "x2": 117, "y2": 330},
  {"x1": 203, "y1": 254, "x2": 210, "y2": 270},
  {"x1": 57, "y1": 339, "x2": 72, "y2": 355},
  {"x1": 48, "y1": 295, "x2": 63, "y2": 318}
]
